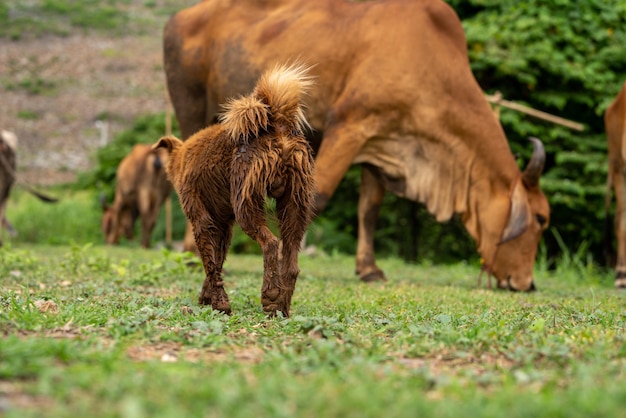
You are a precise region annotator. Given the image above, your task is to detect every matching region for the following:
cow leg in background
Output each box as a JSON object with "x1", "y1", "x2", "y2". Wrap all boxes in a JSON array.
[
  {"x1": 2, "y1": 216, "x2": 17, "y2": 237},
  {"x1": 123, "y1": 210, "x2": 136, "y2": 240},
  {"x1": 614, "y1": 168, "x2": 626, "y2": 288},
  {"x1": 356, "y1": 165, "x2": 386, "y2": 282},
  {"x1": 311, "y1": 119, "x2": 372, "y2": 213},
  {"x1": 0, "y1": 203, "x2": 8, "y2": 245},
  {"x1": 138, "y1": 190, "x2": 157, "y2": 249},
  {"x1": 312, "y1": 112, "x2": 383, "y2": 281},
  {"x1": 0, "y1": 192, "x2": 12, "y2": 246},
  {"x1": 111, "y1": 201, "x2": 134, "y2": 245},
  {"x1": 0, "y1": 138, "x2": 15, "y2": 246}
]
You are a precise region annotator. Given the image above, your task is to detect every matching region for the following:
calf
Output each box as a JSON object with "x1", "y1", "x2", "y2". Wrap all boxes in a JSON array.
[
  {"x1": 153, "y1": 63, "x2": 315, "y2": 316},
  {"x1": 102, "y1": 144, "x2": 171, "y2": 248}
]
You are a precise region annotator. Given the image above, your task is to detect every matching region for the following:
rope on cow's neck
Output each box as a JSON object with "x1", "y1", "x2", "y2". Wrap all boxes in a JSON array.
[{"x1": 477, "y1": 173, "x2": 521, "y2": 290}]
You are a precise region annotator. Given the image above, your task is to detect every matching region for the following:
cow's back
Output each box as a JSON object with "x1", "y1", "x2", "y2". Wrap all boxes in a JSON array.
[
  {"x1": 164, "y1": 0, "x2": 476, "y2": 130},
  {"x1": 142, "y1": 147, "x2": 171, "y2": 200},
  {"x1": 165, "y1": 0, "x2": 518, "y2": 223},
  {"x1": 116, "y1": 144, "x2": 150, "y2": 197}
]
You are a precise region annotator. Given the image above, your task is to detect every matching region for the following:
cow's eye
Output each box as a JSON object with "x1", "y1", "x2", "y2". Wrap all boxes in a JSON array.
[{"x1": 536, "y1": 214, "x2": 547, "y2": 226}]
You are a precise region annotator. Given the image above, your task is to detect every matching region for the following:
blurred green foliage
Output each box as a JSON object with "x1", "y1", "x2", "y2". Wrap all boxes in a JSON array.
[
  {"x1": 446, "y1": 0, "x2": 626, "y2": 265},
  {"x1": 5, "y1": 189, "x2": 102, "y2": 245}
]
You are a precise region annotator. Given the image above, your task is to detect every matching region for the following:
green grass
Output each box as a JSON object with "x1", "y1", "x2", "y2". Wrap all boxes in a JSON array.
[
  {"x1": 0, "y1": 0, "x2": 190, "y2": 40},
  {"x1": 5, "y1": 189, "x2": 103, "y2": 245},
  {"x1": 3, "y1": 188, "x2": 268, "y2": 254},
  {"x1": 0, "y1": 242, "x2": 624, "y2": 417}
]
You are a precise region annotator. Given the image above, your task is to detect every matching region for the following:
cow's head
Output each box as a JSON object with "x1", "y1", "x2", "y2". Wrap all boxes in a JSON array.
[
  {"x1": 472, "y1": 138, "x2": 550, "y2": 291},
  {"x1": 100, "y1": 194, "x2": 134, "y2": 245}
]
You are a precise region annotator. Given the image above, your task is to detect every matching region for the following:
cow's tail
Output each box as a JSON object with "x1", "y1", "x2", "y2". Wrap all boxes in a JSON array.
[
  {"x1": 220, "y1": 63, "x2": 313, "y2": 143},
  {"x1": 20, "y1": 184, "x2": 59, "y2": 203}
]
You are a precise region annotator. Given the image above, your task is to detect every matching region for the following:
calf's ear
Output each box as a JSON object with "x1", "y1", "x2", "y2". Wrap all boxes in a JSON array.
[{"x1": 152, "y1": 136, "x2": 182, "y2": 154}]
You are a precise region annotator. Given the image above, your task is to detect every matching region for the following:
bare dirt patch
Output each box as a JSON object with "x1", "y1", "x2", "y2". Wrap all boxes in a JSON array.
[
  {"x1": 0, "y1": 33, "x2": 169, "y2": 185},
  {"x1": 0, "y1": 380, "x2": 53, "y2": 414},
  {"x1": 126, "y1": 341, "x2": 266, "y2": 364}
]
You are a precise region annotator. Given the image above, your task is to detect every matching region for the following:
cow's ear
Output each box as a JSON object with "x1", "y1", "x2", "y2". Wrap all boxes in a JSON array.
[
  {"x1": 152, "y1": 136, "x2": 181, "y2": 154},
  {"x1": 499, "y1": 182, "x2": 530, "y2": 245}
]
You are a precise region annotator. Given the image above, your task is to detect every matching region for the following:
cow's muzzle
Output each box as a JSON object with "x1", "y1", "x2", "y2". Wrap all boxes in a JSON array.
[{"x1": 498, "y1": 276, "x2": 536, "y2": 292}]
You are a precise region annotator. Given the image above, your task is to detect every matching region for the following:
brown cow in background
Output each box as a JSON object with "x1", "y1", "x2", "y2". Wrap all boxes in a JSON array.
[
  {"x1": 101, "y1": 144, "x2": 171, "y2": 248},
  {"x1": 605, "y1": 81, "x2": 626, "y2": 289},
  {"x1": 0, "y1": 130, "x2": 17, "y2": 244},
  {"x1": 163, "y1": 0, "x2": 550, "y2": 291}
]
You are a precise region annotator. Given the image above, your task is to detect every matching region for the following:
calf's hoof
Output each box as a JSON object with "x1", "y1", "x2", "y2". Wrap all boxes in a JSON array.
[
  {"x1": 262, "y1": 288, "x2": 289, "y2": 317},
  {"x1": 616, "y1": 277, "x2": 626, "y2": 289},
  {"x1": 263, "y1": 303, "x2": 289, "y2": 318},
  {"x1": 198, "y1": 287, "x2": 231, "y2": 315}
]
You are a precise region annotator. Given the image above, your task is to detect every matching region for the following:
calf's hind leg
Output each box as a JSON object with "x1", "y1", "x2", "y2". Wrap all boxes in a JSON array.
[
  {"x1": 275, "y1": 193, "x2": 310, "y2": 316},
  {"x1": 236, "y1": 197, "x2": 283, "y2": 316}
]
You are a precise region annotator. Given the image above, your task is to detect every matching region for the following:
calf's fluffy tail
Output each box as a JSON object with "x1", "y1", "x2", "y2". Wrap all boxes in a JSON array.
[{"x1": 220, "y1": 63, "x2": 313, "y2": 143}]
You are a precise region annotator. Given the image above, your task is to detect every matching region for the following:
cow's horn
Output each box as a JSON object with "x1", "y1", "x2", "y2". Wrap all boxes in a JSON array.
[{"x1": 522, "y1": 137, "x2": 545, "y2": 188}]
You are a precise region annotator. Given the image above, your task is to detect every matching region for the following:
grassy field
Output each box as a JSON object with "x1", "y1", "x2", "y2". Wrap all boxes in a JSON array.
[
  {"x1": 1, "y1": 241, "x2": 624, "y2": 417},
  {"x1": 0, "y1": 0, "x2": 189, "y2": 39}
]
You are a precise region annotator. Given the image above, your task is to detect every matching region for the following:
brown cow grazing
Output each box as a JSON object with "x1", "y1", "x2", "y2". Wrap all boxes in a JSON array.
[
  {"x1": 101, "y1": 144, "x2": 171, "y2": 248},
  {"x1": 0, "y1": 130, "x2": 17, "y2": 245},
  {"x1": 153, "y1": 63, "x2": 315, "y2": 317},
  {"x1": 605, "y1": 81, "x2": 626, "y2": 289},
  {"x1": 163, "y1": 0, "x2": 550, "y2": 291}
]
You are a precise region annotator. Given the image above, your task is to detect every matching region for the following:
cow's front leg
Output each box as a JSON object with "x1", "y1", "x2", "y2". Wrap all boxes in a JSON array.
[
  {"x1": 356, "y1": 164, "x2": 386, "y2": 282},
  {"x1": 614, "y1": 170, "x2": 626, "y2": 289},
  {"x1": 311, "y1": 111, "x2": 380, "y2": 280},
  {"x1": 138, "y1": 195, "x2": 158, "y2": 249}
]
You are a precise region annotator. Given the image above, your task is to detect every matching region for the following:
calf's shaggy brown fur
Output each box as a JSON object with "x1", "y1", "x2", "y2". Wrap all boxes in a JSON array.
[{"x1": 154, "y1": 64, "x2": 315, "y2": 316}]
